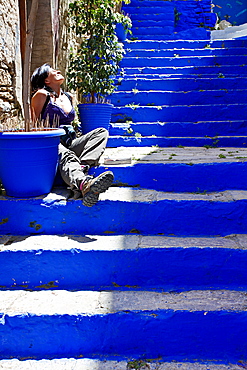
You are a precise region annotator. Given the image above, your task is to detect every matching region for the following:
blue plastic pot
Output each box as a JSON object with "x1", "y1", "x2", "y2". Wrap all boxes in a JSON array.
[
  {"x1": 78, "y1": 103, "x2": 113, "y2": 134},
  {"x1": 0, "y1": 128, "x2": 64, "y2": 197},
  {"x1": 116, "y1": 23, "x2": 128, "y2": 42}
]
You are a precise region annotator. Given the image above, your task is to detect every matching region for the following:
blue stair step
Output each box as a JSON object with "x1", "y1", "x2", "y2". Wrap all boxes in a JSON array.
[
  {"x1": 116, "y1": 77, "x2": 247, "y2": 91},
  {"x1": 120, "y1": 65, "x2": 247, "y2": 76},
  {"x1": 123, "y1": 6, "x2": 173, "y2": 14},
  {"x1": 0, "y1": 289, "x2": 246, "y2": 361},
  {"x1": 109, "y1": 121, "x2": 247, "y2": 138},
  {"x1": 120, "y1": 55, "x2": 247, "y2": 68},
  {"x1": 107, "y1": 136, "x2": 247, "y2": 148},
  {"x1": 131, "y1": 20, "x2": 174, "y2": 27},
  {"x1": 119, "y1": 73, "x2": 247, "y2": 79},
  {"x1": 124, "y1": 39, "x2": 247, "y2": 49},
  {"x1": 0, "y1": 233, "x2": 246, "y2": 294},
  {"x1": 100, "y1": 146, "x2": 247, "y2": 191},
  {"x1": 111, "y1": 89, "x2": 247, "y2": 106},
  {"x1": 124, "y1": 0, "x2": 174, "y2": 6},
  {"x1": 125, "y1": 48, "x2": 247, "y2": 57},
  {"x1": 111, "y1": 104, "x2": 247, "y2": 123},
  {"x1": 132, "y1": 26, "x2": 174, "y2": 36},
  {"x1": 0, "y1": 187, "x2": 247, "y2": 235}
]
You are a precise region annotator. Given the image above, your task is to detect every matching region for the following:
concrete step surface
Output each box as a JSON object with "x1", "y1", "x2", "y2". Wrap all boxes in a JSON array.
[
  {"x1": 0, "y1": 359, "x2": 242, "y2": 369},
  {"x1": 0, "y1": 289, "x2": 247, "y2": 316},
  {"x1": 102, "y1": 146, "x2": 247, "y2": 164}
]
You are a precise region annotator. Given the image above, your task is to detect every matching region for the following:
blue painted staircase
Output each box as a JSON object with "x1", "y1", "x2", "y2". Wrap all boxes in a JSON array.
[
  {"x1": 0, "y1": 0, "x2": 247, "y2": 368},
  {"x1": 109, "y1": 38, "x2": 247, "y2": 148}
]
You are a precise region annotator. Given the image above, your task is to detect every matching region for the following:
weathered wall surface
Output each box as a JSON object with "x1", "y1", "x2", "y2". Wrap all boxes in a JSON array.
[
  {"x1": 0, "y1": 0, "x2": 22, "y2": 127},
  {"x1": 213, "y1": 0, "x2": 247, "y2": 26},
  {"x1": 174, "y1": 0, "x2": 213, "y2": 38}
]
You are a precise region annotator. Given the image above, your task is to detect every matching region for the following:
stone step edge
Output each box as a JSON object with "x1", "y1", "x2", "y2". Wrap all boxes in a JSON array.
[
  {"x1": 110, "y1": 120, "x2": 247, "y2": 124},
  {"x1": 0, "y1": 290, "x2": 246, "y2": 316},
  {"x1": 2, "y1": 187, "x2": 247, "y2": 204},
  {"x1": 112, "y1": 89, "x2": 247, "y2": 93},
  {"x1": 112, "y1": 104, "x2": 247, "y2": 109},
  {"x1": 108, "y1": 135, "x2": 247, "y2": 139},
  {"x1": 117, "y1": 77, "x2": 247, "y2": 81},
  {"x1": 124, "y1": 47, "x2": 247, "y2": 51},
  {"x1": 0, "y1": 359, "x2": 241, "y2": 369},
  {"x1": 116, "y1": 74, "x2": 247, "y2": 78},
  {"x1": 102, "y1": 146, "x2": 247, "y2": 162},
  {"x1": 1, "y1": 234, "x2": 246, "y2": 252}
]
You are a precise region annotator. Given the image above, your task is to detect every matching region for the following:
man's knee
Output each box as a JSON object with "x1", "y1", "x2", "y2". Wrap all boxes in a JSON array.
[{"x1": 92, "y1": 127, "x2": 109, "y2": 140}]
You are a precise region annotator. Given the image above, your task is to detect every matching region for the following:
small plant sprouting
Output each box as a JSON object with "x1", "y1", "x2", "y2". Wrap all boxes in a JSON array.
[
  {"x1": 168, "y1": 153, "x2": 177, "y2": 160},
  {"x1": 218, "y1": 73, "x2": 225, "y2": 78},
  {"x1": 193, "y1": 188, "x2": 207, "y2": 195},
  {"x1": 127, "y1": 360, "x2": 150, "y2": 369},
  {"x1": 126, "y1": 103, "x2": 140, "y2": 110},
  {"x1": 219, "y1": 154, "x2": 226, "y2": 158},
  {"x1": 213, "y1": 139, "x2": 219, "y2": 147},
  {"x1": 135, "y1": 132, "x2": 142, "y2": 138}
]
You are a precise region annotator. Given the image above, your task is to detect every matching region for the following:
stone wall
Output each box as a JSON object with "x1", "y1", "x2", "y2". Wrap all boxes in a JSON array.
[
  {"x1": 213, "y1": 0, "x2": 247, "y2": 26},
  {"x1": 0, "y1": 0, "x2": 22, "y2": 128}
]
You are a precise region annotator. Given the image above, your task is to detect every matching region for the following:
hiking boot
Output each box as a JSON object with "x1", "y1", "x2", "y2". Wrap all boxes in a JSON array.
[{"x1": 80, "y1": 171, "x2": 114, "y2": 207}]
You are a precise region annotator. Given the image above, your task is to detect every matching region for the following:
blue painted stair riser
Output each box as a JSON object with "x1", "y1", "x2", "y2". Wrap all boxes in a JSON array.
[
  {"x1": 0, "y1": 311, "x2": 247, "y2": 362},
  {"x1": 0, "y1": 197, "x2": 247, "y2": 235},
  {"x1": 1, "y1": 246, "x2": 247, "y2": 291}
]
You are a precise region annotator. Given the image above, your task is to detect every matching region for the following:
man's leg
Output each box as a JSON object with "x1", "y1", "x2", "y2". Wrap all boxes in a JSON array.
[{"x1": 69, "y1": 127, "x2": 108, "y2": 167}]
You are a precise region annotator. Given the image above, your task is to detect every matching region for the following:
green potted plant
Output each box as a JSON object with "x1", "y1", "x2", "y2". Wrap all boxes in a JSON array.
[{"x1": 67, "y1": 0, "x2": 127, "y2": 134}]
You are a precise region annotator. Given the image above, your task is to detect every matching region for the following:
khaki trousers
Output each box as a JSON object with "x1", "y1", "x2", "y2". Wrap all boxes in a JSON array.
[{"x1": 58, "y1": 127, "x2": 108, "y2": 194}]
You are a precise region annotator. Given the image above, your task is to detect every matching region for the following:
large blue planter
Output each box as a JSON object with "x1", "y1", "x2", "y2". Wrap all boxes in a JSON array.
[
  {"x1": 116, "y1": 23, "x2": 128, "y2": 42},
  {"x1": 0, "y1": 129, "x2": 64, "y2": 197},
  {"x1": 78, "y1": 103, "x2": 113, "y2": 134}
]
